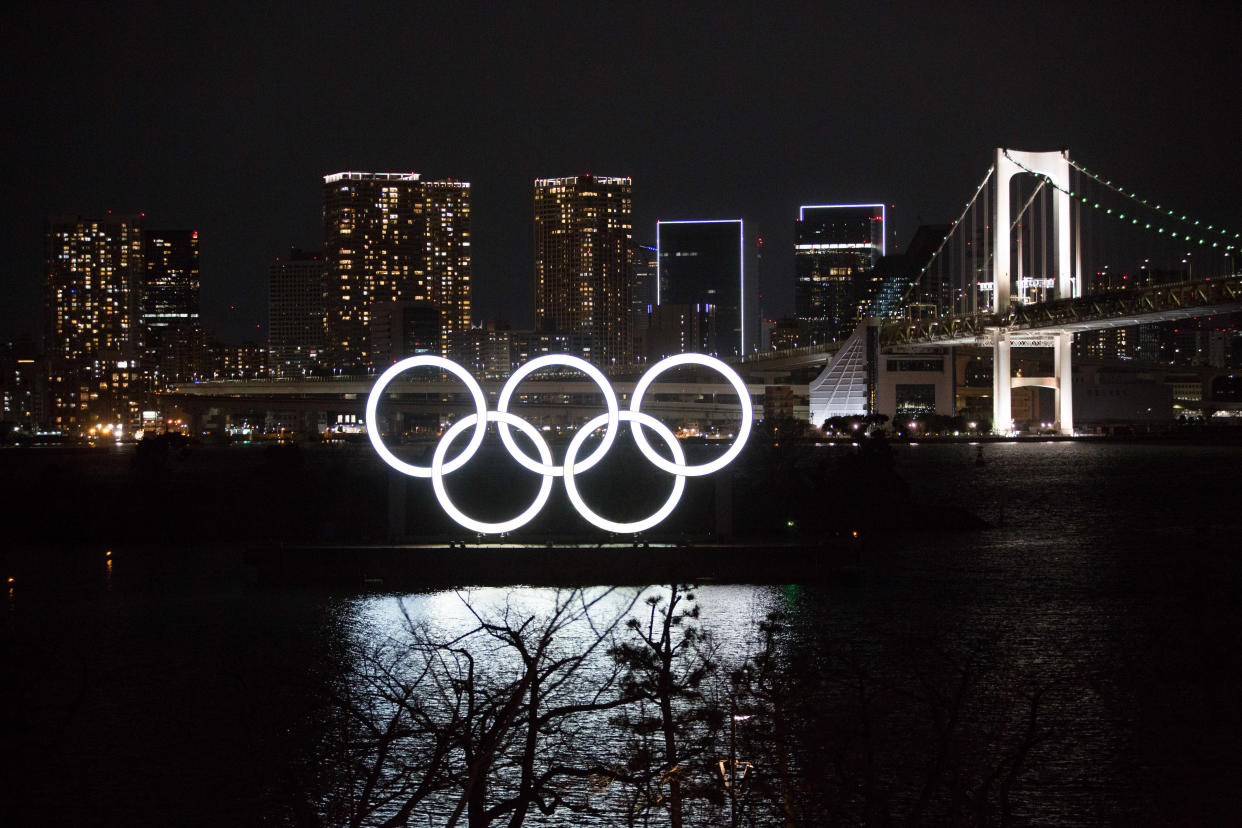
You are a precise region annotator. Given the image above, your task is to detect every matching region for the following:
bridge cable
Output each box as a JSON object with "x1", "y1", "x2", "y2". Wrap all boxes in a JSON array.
[
  {"x1": 902, "y1": 169, "x2": 1055, "y2": 320},
  {"x1": 1067, "y1": 158, "x2": 1240, "y2": 240},
  {"x1": 895, "y1": 165, "x2": 996, "y2": 315},
  {"x1": 1003, "y1": 151, "x2": 1236, "y2": 253}
]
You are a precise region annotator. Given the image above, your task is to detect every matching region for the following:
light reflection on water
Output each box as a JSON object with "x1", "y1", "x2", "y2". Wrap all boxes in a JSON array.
[
  {"x1": 331, "y1": 441, "x2": 1242, "y2": 824},
  {"x1": 336, "y1": 584, "x2": 786, "y2": 826},
  {"x1": 5, "y1": 441, "x2": 1240, "y2": 824},
  {"x1": 349, "y1": 584, "x2": 781, "y2": 648}
]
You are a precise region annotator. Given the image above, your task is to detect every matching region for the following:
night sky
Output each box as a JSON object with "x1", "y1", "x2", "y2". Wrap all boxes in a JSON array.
[{"x1": 4, "y1": 1, "x2": 1239, "y2": 343}]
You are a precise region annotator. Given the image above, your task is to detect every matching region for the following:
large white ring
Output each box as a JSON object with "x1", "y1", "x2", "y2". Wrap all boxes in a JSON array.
[
  {"x1": 366, "y1": 355, "x2": 489, "y2": 478},
  {"x1": 496, "y1": 354, "x2": 620, "y2": 476},
  {"x1": 628, "y1": 353, "x2": 753, "y2": 476},
  {"x1": 431, "y1": 410, "x2": 556, "y2": 534},
  {"x1": 365, "y1": 353, "x2": 752, "y2": 533},
  {"x1": 562, "y1": 411, "x2": 686, "y2": 534}
]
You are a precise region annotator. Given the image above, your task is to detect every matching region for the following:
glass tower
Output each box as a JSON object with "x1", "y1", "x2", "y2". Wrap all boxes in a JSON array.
[
  {"x1": 794, "y1": 204, "x2": 885, "y2": 343},
  {"x1": 142, "y1": 229, "x2": 201, "y2": 389},
  {"x1": 655, "y1": 219, "x2": 745, "y2": 357}
]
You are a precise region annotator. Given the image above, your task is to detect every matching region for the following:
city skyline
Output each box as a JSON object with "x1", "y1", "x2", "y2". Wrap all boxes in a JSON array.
[
  {"x1": 4, "y1": 3, "x2": 1239, "y2": 344},
  {"x1": 7, "y1": 8, "x2": 1242, "y2": 826}
]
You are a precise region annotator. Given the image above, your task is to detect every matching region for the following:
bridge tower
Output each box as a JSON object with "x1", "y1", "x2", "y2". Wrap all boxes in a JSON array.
[
  {"x1": 991, "y1": 148, "x2": 1078, "y2": 311},
  {"x1": 990, "y1": 148, "x2": 1077, "y2": 435}
]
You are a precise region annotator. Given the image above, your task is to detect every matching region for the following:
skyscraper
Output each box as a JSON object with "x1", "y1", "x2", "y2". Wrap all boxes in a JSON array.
[
  {"x1": 655, "y1": 219, "x2": 745, "y2": 357},
  {"x1": 421, "y1": 180, "x2": 473, "y2": 348},
  {"x1": 628, "y1": 242, "x2": 658, "y2": 362},
  {"x1": 369, "y1": 300, "x2": 440, "y2": 367},
  {"x1": 322, "y1": 172, "x2": 471, "y2": 370},
  {"x1": 533, "y1": 175, "x2": 633, "y2": 367},
  {"x1": 868, "y1": 223, "x2": 951, "y2": 319},
  {"x1": 795, "y1": 204, "x2": 885, "y2": 343},
  {"x1": 268, "y1": 247, "x2": 325, "y2": 377},
  {"x1": 44, "y1": 214, "x2": 144, "y2": 434},
  {"x1": 142, "y1": 229, "x2": 201, "y2": 389}
]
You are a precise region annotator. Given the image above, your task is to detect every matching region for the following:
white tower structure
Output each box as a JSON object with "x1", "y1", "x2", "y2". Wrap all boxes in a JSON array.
[
  {"x1": 989, "y1": 148, "x2": 1077, "y2": 435},
  {"x1": 991, "y1": 148, "x2": 1078, "y2": 311}
]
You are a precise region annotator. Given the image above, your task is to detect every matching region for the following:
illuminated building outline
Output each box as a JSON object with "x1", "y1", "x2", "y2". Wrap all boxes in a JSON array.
[
  {"x1": 656, "y1": 218, "x2": 746, "y2": 354},
  {"x1": 797, "y1": 203, "x2": 887, "y2": 256}
]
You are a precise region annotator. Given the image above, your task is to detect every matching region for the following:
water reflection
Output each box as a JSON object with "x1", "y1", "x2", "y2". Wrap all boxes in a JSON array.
[
  {"x1": 4, "y1": 442, "x2": 1241, "y2": 824},
  {"x1": 350, "y1": 585, "x2": 781, "y2": 646},
  {"x1": 326, "y1": 579, "x2": 1097, "y2": 825},
  {"x1": 328, "y1": 585, "x2": 784, "y2": 825}
]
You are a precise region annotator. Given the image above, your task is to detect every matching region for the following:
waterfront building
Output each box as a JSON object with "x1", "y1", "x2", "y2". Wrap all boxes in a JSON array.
[
  {"x1": 508, "y1": 329, "x2": 595, "y2": 370},
  {"x1": 450, "y1": 322, "x2": 513, "y2": 379},
  {"x1": 210, "y1": 340, "x2": 267, "y2": 380},
  {"x1": 142, "y1": 229, "x2": 201, "y2": 389},
  {"x1": 44, "y1": 214, "x2": 144, "y2": 434},
  {"x1": 645, "y1": 303, "x2": 718, "y2": 360},
  {"x1": 370, "y1": 300, "x2": 440, "y2": 367},
  {"x1": 322, "y1": 172, "x2": 471, "y2": 370},
  {"x1": 655, "y1": 219, "x2": 745, "y2": 357},
  {"x1": 869, "y1": 223, "x2": 951, "y2": 319},
  {"x1": 629, "y1": 242, "x2": 658, "y2": 361},
  {"x1": 795, "y1": 204, "x2": 885, "y2": 343},
  {"x1": 421, "y1": 180, "x2": 473, "y2": 347},
  {"x1": 0, "y1": 337, "x2": 40, "y2": 433},
  {"x1": 533, "y1": 175, "x2": 633, "y2": 367},
  {"x1": 768, "y1": 317, "x2": 802, "y2": 351},
  {"x1": 268, "y1": 248, "x2": 325, "y2": 377}
]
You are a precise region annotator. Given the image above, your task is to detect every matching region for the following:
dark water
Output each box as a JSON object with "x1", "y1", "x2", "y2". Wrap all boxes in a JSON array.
[{"x1": 2, "y1": 442, "x2": 1240, "y2": 825}]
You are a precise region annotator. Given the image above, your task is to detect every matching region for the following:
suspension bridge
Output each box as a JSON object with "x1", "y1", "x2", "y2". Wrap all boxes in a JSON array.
[{"x1": 811, "y1": 148, "x2": 1242, "y2": 434}]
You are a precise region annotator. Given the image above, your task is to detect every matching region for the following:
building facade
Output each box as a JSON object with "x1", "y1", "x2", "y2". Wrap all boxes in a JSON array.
[
  {"x1": 655, "y1": 219, "x2": 745, "y2": 357},
  {"x1": 210, "y1": 340, "x2": 267, "y2": 380},
  {"x1": 142, "y1": 229, "x2": 201, "y2": 389},
  {"x1": 795, "y1": 204, "x2": 885, "y2": 343},
  {"x1": 44, "y1": 215, "x2": 144, "y2": 434},
  {"x1": 628, "y1": 242, "x2": 658, "y2": 361},
  {"x1": 533, "y1": 175, "x2": 633, "y2": 367},
  {"x1": 370, "y1": 300, "x2": 440, "y2": 367},
  {"x1": 0, "y1": 338, "x2": 40, "y2": 435},
  {"x1": 421, "y1": 180, "x2": 473, "y2": 350},
  {"x1": 322, "y1": 172, "x2": 471, "y2": 371},
  {"x1": 268, "y1": 248, "x2": 325, "y2": 377}
]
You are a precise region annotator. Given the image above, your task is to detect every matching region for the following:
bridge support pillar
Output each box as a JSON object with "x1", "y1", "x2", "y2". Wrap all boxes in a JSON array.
[
  {"x1": 991, "y1": 329, "x2": 1011, "y2": 435},
  {"x1": 1054, "y1": 331, "x2": 1074, "y2": 435}
]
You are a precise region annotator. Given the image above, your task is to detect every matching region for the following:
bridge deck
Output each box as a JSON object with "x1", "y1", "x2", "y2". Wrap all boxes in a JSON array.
[{"x1": 879, "y1": 276, "x2": 1242, "y2": 346}]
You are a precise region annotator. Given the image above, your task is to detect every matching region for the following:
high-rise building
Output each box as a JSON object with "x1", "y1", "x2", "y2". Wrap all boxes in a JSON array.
[
  {"x1": 629, "y1": 242, "x2": 658, "y2": 363},
  {"x1": 655, "y1": 219, "x2": 745, "y2": 357},
  {"x1": 533, "y1": 175, "x2": 633, "y2": 367},
  {"x1": 210, "y1": 340, "x2": 267, "y2": 380},
  {"x1": 0, "y1": 337, "x2": 40, "y2": 434},
  {"x1": 795, "y1": 204, "x2": 885, "y2": 343},
  {"x1": 268, "y1": 247, "x2": 325, "y2": 377},
  {"x1": 322, "y1": 172, "x2": 471, "y2": 370},
  {"x1": 370, "y1": 300, "x2": 440, "y2": 367},
  {"x1": 869, "y1": 223, "x2": 952, "y2": 319},
  {"x1": 450, "y1": 321, "x2": 513, "y2": 379},
  {"x1": 142, "y1": 229, "x2": 201, "y2": 389},
  {"x1": 421, "y1": 180, "x2": 473, "y2": 349},
  {"x1": 44, "y1": 215, "x2": 144, "y2": 434}
]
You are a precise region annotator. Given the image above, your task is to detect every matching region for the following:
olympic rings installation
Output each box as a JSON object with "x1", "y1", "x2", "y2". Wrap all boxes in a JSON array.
[{"x1": 364, "y1": 353, "x2": 753, "y2": 534}]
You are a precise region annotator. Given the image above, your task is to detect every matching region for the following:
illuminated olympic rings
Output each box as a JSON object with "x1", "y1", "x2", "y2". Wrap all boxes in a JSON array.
[{"x1": 365, "y1": 353, "x2": 753, "y2": 534}]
